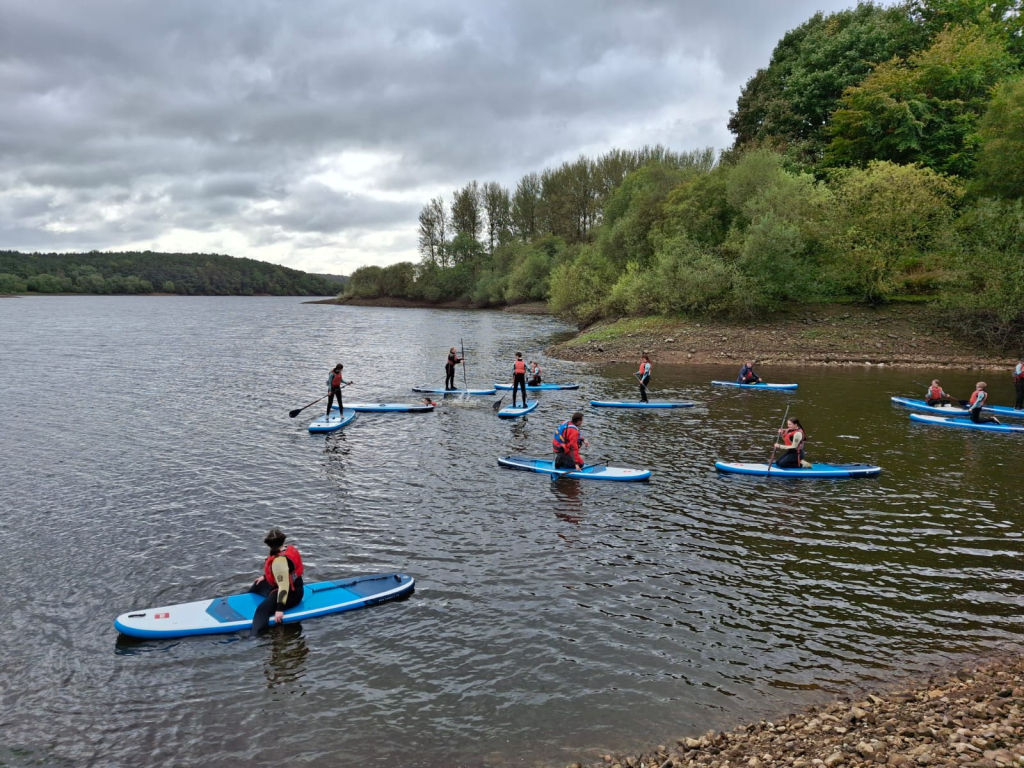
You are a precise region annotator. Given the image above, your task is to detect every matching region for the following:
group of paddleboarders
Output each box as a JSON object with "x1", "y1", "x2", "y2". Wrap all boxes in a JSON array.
[{"x1": 923, "y1": 379, "x2": 1002, "y2": 424}]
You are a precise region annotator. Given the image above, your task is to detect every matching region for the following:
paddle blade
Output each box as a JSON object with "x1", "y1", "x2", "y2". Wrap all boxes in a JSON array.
[
  {"x1": 492, "y1": 396, "x2": 505, "y2": 411},
  {"x1": 288, "y1": 408, "x2": 302, "y2": 418}
]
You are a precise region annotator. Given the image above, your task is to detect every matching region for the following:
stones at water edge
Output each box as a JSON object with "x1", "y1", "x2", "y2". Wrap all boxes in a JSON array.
[{"x1": 566, "y1": 655, "x2": 1024, "y2": 768}]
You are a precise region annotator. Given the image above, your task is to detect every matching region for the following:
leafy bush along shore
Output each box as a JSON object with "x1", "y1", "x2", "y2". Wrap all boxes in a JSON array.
[
  {"x1": 0, "y1": 251, "x2": 345, "y2": 296},
  {"x1": 344, "y1": 1, "x2": 1024, "y2": 352}
]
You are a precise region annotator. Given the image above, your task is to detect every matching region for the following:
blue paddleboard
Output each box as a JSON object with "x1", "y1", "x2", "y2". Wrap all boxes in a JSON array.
[
  {"x1": 411, "y1": 386, "x2": 496, "y2": 395},
  {"x1": 497, "y1": 455, "x2": 651, "y2": 481},
  {"x1": 714, "y1": 461, "x2": 881, "y2": 478},
  {"x1": 335, "y1": 402, "x2": 434, "y2": 413},
  {"x1": 711, "y1": 381, "x2": 798, "y2": 390},
  {"x1": 494, "y1": 382, "x2": 580, "y2": 391},
  {"x1": 590, "y1": 400, "x2": 695, "y2": 409},
  {"x1": 309, "y1": 408, "x2": 357, "y2": 432},
  {"x1": 497, "y1": 400, "x2": 538, "y2": 418},
  {"x1": 114, "y1": 573, "x2": 415, "y2": 639},
  {"x1": 908, "y1": 413, "x2": 1024, "y2": 433},
  {"x1": 892, "y1": 396, "x2": 1024, "y2": 419}
]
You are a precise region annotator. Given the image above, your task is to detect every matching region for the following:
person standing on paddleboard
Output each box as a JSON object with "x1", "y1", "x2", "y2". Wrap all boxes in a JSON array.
[
  {"x1": 773, "y1": 417, "x2": 809, "y2": 469},
  {"x1": 248, "y1": 528, "x2": 305, "y2": 638},
  {"x1": 967, "y1": 381, "x2": 1000, "y2": 424},
  {"x1": 326, "y1": 364, "x2": 352, "y2": 417},
  {"x1": 445, "y1": 347, "x2": 463, "y2": 391},
  {"x1": 737, "y1": 360, "x2": 761, "y2": 384},
  {"x1": 1014, "y1": 358, "x2": 1024, "y2": 411},
  {"x1": 553, "y1": 411, "x2": 589, "y2": 471},
  {"x1": 636, "y1": 354, "x2": 652, "y2": 403},
  {"x1": 511, "y1": 352, "x2": 528, "y2": 407}
]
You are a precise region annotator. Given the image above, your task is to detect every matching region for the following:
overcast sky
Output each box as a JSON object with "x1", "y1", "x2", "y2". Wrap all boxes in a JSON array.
[{"x1": 1, "y1": 0, "x2": 874, "y2": 275}]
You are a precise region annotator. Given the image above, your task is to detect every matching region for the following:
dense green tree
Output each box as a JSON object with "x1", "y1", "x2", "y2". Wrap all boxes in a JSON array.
[
  {"x1": 451, "y1": 182, "x2": 483, "y2": 241},
  {"x1": 971, "y1": 74, "x2": 1024, "y2": 198},
  {"x1": 482, "y1": 181, "x2": 512, "y2": 253}
]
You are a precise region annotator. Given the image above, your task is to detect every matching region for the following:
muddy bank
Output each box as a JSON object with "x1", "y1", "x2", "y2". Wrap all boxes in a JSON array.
[
  {"x1": 563, "y1": 654, "x2": 1024, "y2": 768},
  {"x1": 307, "y1": 296, "x2": 551, "y2": 314},
  {"x1": 547, "y1": 306, "x2": 1018, "y2": 371}
]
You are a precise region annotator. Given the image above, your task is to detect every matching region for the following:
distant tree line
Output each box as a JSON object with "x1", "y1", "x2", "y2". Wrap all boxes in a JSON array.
[
  {"x1": 0, "y1": 251, "x2": 345, "y2": 296},
  {"x1": 346, "y1": 0, "x2": 1024, "y2": 350}
]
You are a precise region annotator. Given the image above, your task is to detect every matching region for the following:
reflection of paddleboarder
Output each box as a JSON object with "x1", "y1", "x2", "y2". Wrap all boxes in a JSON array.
[
  {"x1": 444, "y1": 347, "x2": 463, "y2": 391},
  {"x1": 248, "y1": 528, "x2": 305, "y2": 638}
]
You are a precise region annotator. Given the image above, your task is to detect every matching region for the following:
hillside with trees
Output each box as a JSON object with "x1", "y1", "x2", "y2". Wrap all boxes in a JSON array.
[
  {"x1": 344, "y1": 0, "x2": 1024, "y2": 349},
  {"x1": 0, "y1": 251, "x2": 344, "y2": 296}
]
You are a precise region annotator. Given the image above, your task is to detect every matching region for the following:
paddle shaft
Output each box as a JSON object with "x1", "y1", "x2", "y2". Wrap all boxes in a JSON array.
[
  {"x1": 289, "y1": 394, "x2": 327, "y2": 418},
  {"x1": 765, "y1": 404, "x2": 791, "y2": 474},
  {"x1": 461, "y1": 338, "x2": 468, "y2": 389},
  {"x1": 634, "y1": 370, "x2": 653, "y2": 394}
]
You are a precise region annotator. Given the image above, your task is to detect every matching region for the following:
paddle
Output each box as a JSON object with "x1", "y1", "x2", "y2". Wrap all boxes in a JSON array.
[
  {"x1": 460, "y1": 338, "x2": 469, "y2": 401},
  {"x1": 289, "y1": 395, "x2": 327, "y2": 418},
  {"x1": 633, "y1": 371, "x2": 653, "y2": 399},
  {"x1": 765, "y1": 404, "x2": 791, "y2": 475},
  {"x1": 492, "y1": 394, "x2": 506, "y2": 411}
]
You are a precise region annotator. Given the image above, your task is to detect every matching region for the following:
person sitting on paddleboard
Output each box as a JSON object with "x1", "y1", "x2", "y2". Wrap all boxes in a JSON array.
[
  {"x1": 511, "y1": 351, "x2": 528, "y2": 408},
  {"x1": 925, "y1": 379, "x2": 962, "y2": 408},
  {"x1": 326, "y1": 364, "x2": 352, "y2": 417},
  {"x1": 445, "y1": 347, "x2": 463, "y2": 391},
  {"x1": 637, "y1": 354, "x2": 651, "y2": 403},
  {"x1": 553, "y1": 411, "x2": 589, "y2": 471},
  {"x1": 967, "y1": 381, "x2": 1000, "y2": 424},
  {"x1": 1014, "y1": 358, "x2": 1024, "y2": 411},
  {"x1": 737, "y1": 360, "x2": 761, "y2": 385},
  {"x1": 773, "y1": 418, "x2": 810, "y2": 469},
  {"x1": 248, "y1": 528, "x2": 305, "y2": 638},
  {"x1": 528, "y1": 360, "x2": 542, "y2": 386}
]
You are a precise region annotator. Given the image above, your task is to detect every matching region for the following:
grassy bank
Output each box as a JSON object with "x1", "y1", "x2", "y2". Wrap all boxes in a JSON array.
[{"x1": 547, "y1": 305, "x2": 1018, "y2": 371}]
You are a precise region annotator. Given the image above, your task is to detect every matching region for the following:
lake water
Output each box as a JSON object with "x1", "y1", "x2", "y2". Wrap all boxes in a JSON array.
[{"x1": 0, "y1": 296, "x2": 1021, "y2": 768}]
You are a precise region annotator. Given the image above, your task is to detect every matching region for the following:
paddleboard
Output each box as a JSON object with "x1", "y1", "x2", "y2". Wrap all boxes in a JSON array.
[
  {"x1": 711, "y1": 381, "x2": 798, "y2": 390},
  {"x1": 493, "y1": 382, "x2": 580, "y2": 391},
  {"x1": 715, "y1": 461, "x2": 881, "y2": 478},
  {"x1": 309, "y1": 408, "x2": 357, "y2": 433},
  {"x1": 335, "y1": 403, "x2": 434, "y2": 413},
  {"x1": 590, "y1": 400, "x2": 695, "y2": 409},
  {"x1": 497, "y1": 399, "x2": 538, "y2": 418},
  {"x1": 908, "y1": 413, "x2": 1024, "y2": 433},
  {"x1": 891, "y1": 396, "x2": 1024, "y2": 419},
  {"x1": 411, "y1": 386, "x2": 496, "y2": 395},
  {"x1": 114, "y1": 573, "x2": 415, "y2": 639},
  {"x1": 497, "y1": 455, "x2": 651, "y2": 481}
]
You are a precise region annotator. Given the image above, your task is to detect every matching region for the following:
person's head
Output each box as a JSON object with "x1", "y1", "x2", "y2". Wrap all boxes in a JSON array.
[
  {"x1": 264, "y1": 528, "x2": 287, "y2": 554},
  {"x1": 515, "y1": 352, "x2": 523, "y2": 359},
  {"x1": 747, "y1": 360, "x2": 755, "y2": 366},
  {"x1": 450, "y1": 347, "x2": 457, "y2": 354},
  {"x1": 976, "y1": 381, "x2": 988, "y2": 389},
  {"x1": 641, "y1": 353, "x2": 650, "y2": 362},
  {"x1": 931, "y1": 379, "x2": 940, "y2": 386},
  {"x1": 570, "y1": 411, "x2": 584, "y2": 425},
  {"x1": 787, "y1": 417, "x2": 804, "y2": 430},
  {"x1": 333, "y1": 363, "x2": 343, "y2": 372}
]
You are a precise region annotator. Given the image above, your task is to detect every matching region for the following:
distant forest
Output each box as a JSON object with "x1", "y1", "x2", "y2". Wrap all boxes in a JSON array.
[
  {"x1": 344, "y1": 0, "x2": 1024, "y2": 350},
  {"x1": 0, "y1": 251, "x2": 345, "y2": 296}
]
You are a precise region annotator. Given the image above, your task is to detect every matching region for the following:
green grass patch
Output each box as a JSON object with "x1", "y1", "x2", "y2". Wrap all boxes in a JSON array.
[{"x1": 566, "y1": 316, "x2": 677, "y2": 346}]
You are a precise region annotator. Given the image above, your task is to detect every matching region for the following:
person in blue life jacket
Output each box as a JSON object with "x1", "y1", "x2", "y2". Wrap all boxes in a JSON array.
[
  {"x1": 326, "y1": 364, "x2": 353, "y2": 417},
  {"x1": 737, "y1": 360, "x2": 761, "y2": 384},
  {"x1": 967, "y1": 381, "x2": 1000, "y2": 424},
  {"x1": 552, "y1": 412, "x2": 590, "y2": 470},
  {"x1": 636, "y1": 354, "x2": 651, "y2": 403}
]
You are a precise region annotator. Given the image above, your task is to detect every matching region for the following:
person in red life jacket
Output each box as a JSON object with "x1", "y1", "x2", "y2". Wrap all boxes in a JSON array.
[
  {"x1": 967, "y1": 381, "x2": 1000, "y2": 424},
  {"x1": 552, "y1": 411, "x2": 590, "y2": 470},
  {"x1": 1014, "y1": 359, "x2": 1024, "y2": 410},
  {"x1": 636, "y1": 354, "x2": 651, "y2": 403},
  {"x1": 248, "y1": 528, "x2": 305, "y2": 638},
  {"x1": 326, "y1": 363, "x2": 353, "y2": 417},
  {"x1": 737, "y1": 360, "x2": 761, "y2": 384},
  {"x1": 527, "y1": 360, "x2": 542, "y2": 386},
  {"x1": 445, "y1": 347, "x2": 463, "y2": 391},
  {"x1": 421, "y1": 397, "x2": 439, "y2": 407},
  {"x1": 511, "y1": 351, "x2": 528, "y2": 407},
  {"x1": 925, "y1": 379, "x2": 963, "y2": 407},
  {"x1": 773, "y1": 417, "x2": 809, "y2": 469}
]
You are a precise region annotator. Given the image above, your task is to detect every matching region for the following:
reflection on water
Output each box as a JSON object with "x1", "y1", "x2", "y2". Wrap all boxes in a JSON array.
[{"x1": 0, "y1": 297, "x2": 1021, "y2": 768}]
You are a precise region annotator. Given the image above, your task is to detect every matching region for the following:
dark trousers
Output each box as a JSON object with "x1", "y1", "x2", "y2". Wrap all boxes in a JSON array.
[
  {"x1": 775, "y1": 450, "x2": 800, "y2": 468},
  {"x1": 512, "y1": 373, "x2": 527, "y2": 406},
  {"x1": 638, "y1": 375, "x2": 650, "y2": 402},
  {"x1": 326, "y1": 387, "x2": 343, "y2": 416},
  {"x1": 1016, "y1": 379, "x2": 1024, "y2": 410},
  {"x1": 445, "y1": 364, "x2": 456, "y2": 390},
  {"x1": 248, "y1": 576, "x2": 304, "y2": 638},
  {"x1": 554, "y1": 451, "x2": 576, "y2": 470},
  {"x1": 969, "y1": 408, "x2": 997, "y2": 424},
  {"x1": 528, "y1": 375, "x2": 541, "y2": 386}
]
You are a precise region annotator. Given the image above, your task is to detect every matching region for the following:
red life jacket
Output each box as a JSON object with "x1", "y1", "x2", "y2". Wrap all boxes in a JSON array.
[
  {"x1": 514, "y1": 359, "x2": 526, "y2": 374},
  {"x1": 264, "y1": 545, "x2": 304, "y2": 590},
  {"x1": 331, "y1": 372, "x2": 343, "y2": 388},
  {"x1": 552, "y1": 421, "x2": 579, "y2": 454},
  {"x1": 780, "y1": 427, "x2": 804, "y2": 458},
  {"x1": 927, "y1": 385, "x2": 943, "y2": 401},
  {"x1": 969, "y1": 390, "x2": 987, "y2": 408}
]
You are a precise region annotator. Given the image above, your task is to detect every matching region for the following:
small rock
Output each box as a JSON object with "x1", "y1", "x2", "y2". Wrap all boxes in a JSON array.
[
  {"x1": 665, "y1": 338, "x2": 675, "y2": 343},
  {"x1": 825, "y1": 752, "x2": 845, "y2": 767},
  {"x1": 928, "y1": 689, "x2": 946, "y2": 700}
]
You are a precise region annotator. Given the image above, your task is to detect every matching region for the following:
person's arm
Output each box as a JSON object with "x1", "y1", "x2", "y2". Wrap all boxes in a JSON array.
[
  {"x1": 271, "y1": 556, "x2": 291, "y2": 622},
  {"x1": 570, "y1": 431, "x2": 583, "y2": 467}
]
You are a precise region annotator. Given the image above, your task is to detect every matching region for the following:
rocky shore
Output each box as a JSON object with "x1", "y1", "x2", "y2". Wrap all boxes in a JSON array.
[
  {"x1": 547, "y1": 305, "x2": 1017, "y2": 370},
  {"x1": 564, "y1": 656, "x2": 1024, "y2": 768}
]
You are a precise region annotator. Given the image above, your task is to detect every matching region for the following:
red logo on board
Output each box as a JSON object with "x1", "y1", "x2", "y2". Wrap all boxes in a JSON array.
[{"x1": 154, "y1": 613, "x2": 170, "y2": 619}]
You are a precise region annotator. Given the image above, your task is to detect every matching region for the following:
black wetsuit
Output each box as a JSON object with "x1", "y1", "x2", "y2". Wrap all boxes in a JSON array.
[
  {"x1": 512, "y1": 372, "x2": 527, "y2": 407},
  {"x1": 248, "y1": 574, "x2": 304, "y2": 638},
  {"x1": 445, "y1": 353, "x2": 461, "y2": 390}
]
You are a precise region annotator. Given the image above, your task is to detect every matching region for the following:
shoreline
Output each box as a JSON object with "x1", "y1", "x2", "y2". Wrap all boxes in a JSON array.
[
  {"x1": 546, "y1": 305, "x2": 1018, "y2": 371},
  {"x1": 562, "y1": 653, "x2": 1024, "y2": 768},
  {"x1": 308, "y1": 296, "x2": 552, "y2": 314}
]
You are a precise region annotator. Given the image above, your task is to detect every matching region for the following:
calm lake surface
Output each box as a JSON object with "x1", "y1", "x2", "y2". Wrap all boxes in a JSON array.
[{"x1": 0, "y1": 296, "x2": 1021, "y2": 768}]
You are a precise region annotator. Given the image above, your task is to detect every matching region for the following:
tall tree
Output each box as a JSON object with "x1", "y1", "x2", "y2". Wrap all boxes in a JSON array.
[
  {"x1": 451, "y1": 181, "x2": 483, "y2": 242},
  {"x1": 482, "y1": 181, "x2": 512, "y2": 254},
  {"x1": 511, "y1": 173, "x2": 541, "y2": 240},
  {"x1": 972, "y1": 74, "x2": 1024, "y2": 198},
  {"x1": 418, "y1": 196, "x2": 450, "y2": 267}
]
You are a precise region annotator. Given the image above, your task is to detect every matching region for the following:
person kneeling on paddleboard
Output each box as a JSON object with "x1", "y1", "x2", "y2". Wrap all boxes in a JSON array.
[
  {"x1": 967, "y1": 382, "x2": 1000, "y2": 424},
  {"x1": 553, "y1": 412, "x2": 589, "y2": 471},
  {"x1": 528, "y1": 360, "x2": 542, "y2": 386},
  {"x1": 326, "y1": 364, "x2": 353, "y2": 417},
  {"x1": 249, "y1": 528, "x2": 305, "y2": 638},
  {"x1": 511, "y1": 352, "x2": 528, "y2": 408},
  {"x1": 773, "y1": 418, "x2": 810, "y2": 469},
  {"x1": 737, "y1": 360, "x2": 761, "y2": 384}
]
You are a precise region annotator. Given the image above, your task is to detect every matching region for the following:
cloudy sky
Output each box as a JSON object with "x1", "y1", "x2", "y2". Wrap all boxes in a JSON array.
[{"x1": 1, "y1": 0, "x2": 872, "y2": 275}]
